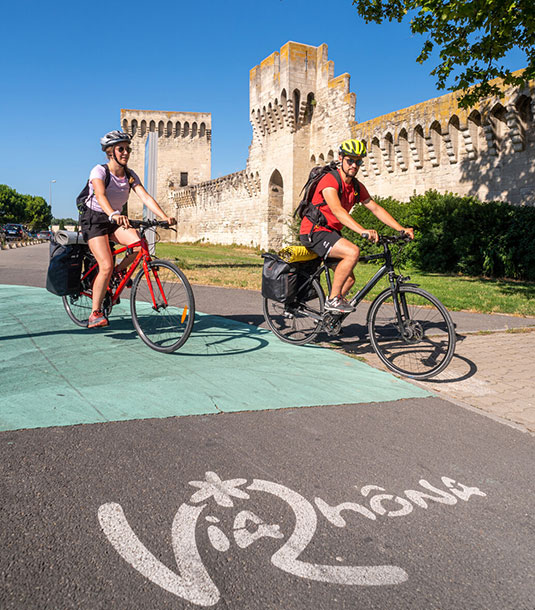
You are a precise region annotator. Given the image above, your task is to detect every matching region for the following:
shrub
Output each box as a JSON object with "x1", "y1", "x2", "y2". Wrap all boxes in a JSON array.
[{"x1": 344, "y1": 190, "x2": 535, "y2": 281}]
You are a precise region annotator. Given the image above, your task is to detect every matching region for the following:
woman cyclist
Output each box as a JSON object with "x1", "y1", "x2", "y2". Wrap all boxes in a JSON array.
[{"x1": 80, "y1": 130, "x2": 176, "y2": 328}]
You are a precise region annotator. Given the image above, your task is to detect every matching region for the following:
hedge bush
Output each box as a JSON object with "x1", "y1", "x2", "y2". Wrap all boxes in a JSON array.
[{"x1": 344, "y1": 191, "x2": 535, "y2": 281}]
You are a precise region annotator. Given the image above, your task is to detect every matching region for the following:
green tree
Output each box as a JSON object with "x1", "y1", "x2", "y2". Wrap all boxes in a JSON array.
[
  {"x1": 352, "y1": 0, "x2": 535, "y2": 107},
  {"x1": 24, "y1": 195, "x2": 53, "y2": 231},
  {"x1": 0, "y1": 184, "x2": 25, "y2": 224},
  {"x1": 58, "y1": 218, "x2": 66, "y2": 230}
]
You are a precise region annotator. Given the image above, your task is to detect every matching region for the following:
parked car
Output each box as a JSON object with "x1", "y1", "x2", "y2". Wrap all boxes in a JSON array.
[
  {"x1": 4, "y1": 223, "x2": 25, "y2": 240},
  {"x1": 37, "y1": 230, "x2": 53, "y2": 240}
]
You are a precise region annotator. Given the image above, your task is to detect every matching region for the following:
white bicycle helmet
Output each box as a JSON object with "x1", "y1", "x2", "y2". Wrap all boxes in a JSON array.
[{"x1": 100, "y1": 130, "x2": 131, "y2": 151}]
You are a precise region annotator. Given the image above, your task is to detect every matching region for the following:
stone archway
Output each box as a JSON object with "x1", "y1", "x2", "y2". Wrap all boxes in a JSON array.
[{"x1": 267, "y1": 170, "x2": 284, "y2": 250}]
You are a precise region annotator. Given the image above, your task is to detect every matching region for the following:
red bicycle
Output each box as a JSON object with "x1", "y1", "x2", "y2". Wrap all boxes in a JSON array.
[{"x1": 62, "y1": 219, "x2": 195, "y2": 353}]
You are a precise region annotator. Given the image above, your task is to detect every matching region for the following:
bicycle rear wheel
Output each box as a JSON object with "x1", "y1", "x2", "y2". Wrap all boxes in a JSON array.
[
  {"x1": 263, "y1": 273, "x2": 324, "y2": 345},
  {"x1": 368, "y1": 286, "x2": 456, "y2": 379},
  {"x1": 62, "y1": 256, "x2": 99, "y2": 327},
  {"x1": 130, "y1": 259, "x2": 195, "y2": 353}
]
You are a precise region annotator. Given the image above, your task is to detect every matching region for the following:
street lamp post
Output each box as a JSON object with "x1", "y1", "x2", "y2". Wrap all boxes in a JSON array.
[{"x1": 49, "y1": 180, "x2": 56, "y2": 209}]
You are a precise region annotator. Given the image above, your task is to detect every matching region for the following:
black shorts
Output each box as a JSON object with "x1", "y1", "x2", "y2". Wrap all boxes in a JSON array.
[
  {"x1": 299, "y1": 229, "x2": 342, "y2": 258},
  {"x1": 80, "y1": 207, "x2": 117, "y2": 242}
]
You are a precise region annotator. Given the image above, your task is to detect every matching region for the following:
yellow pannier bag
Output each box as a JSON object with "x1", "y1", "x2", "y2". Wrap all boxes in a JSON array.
[{"x1": 278, "y1": 245, "x2": 319, "y2": 263}]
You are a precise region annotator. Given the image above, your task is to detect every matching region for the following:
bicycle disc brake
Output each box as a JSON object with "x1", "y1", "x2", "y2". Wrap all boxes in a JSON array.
[{"x1": 401, "y1": 319, "x2": 424, "y2": 342}]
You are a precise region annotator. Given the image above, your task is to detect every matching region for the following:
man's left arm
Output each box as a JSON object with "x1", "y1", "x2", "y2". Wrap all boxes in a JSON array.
[{"x1": 362, "y1": 198, "x2": 414, "y2": 239}]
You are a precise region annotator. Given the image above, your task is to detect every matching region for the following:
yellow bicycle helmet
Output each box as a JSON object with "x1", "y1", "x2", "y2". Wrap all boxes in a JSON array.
[{"x1": 339, "y1": 138, "x2": 367, "y2": 157}]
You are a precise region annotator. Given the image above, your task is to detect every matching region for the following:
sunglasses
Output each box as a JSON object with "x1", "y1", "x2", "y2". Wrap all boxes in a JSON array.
[
  {"x1": 345, "y1": 157, "x2": 364, "y2": 166},
  {"x1": 116, "y1": 145, "x2": 132, "y2": 153}
]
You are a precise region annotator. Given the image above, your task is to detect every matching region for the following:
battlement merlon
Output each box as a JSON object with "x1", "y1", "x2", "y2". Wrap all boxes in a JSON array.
[{"x1": 249, "y1": 41, "x2": 336, "y2": 111}]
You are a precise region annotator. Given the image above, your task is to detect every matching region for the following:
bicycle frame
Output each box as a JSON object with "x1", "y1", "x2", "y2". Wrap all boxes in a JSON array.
[
  {"x1": 294, "y1": 239, "x2": 416, "y2": 329},
  {"x1": 80, "y1": 235, "x2": 167, "y2": 310}
]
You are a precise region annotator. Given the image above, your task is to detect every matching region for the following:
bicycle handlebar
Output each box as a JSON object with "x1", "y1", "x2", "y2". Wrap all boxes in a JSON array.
[
  {"x1": 127, "y1": 219, "x2": 173, "y2": 229},
  {"x1": 361, "y1": 231, "x2": 411, "y2": 245}
]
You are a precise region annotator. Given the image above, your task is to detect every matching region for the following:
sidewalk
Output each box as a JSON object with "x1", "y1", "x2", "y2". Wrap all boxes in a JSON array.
[{"x1": 357, "y1": 328, "x2": 535, "y2": 435}]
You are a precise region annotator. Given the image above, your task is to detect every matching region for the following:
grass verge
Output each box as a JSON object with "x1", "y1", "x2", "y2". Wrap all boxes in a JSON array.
[{"x1": 155, "y1": 242, "x2": 535, "y2": 317}]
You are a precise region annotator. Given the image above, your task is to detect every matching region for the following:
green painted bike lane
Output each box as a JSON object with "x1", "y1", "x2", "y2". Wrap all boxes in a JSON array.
[{"x1": 0, "y1": 285, "x2": 430, "y2": 431}]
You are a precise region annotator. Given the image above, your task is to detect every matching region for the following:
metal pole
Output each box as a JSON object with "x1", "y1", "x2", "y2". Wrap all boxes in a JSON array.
[
  {"x1": 144, "y1": 133, "x2": 157, "y2": 255},
  {"x1": 49, "y1": 180, "x2": 56, "y2": 230}
]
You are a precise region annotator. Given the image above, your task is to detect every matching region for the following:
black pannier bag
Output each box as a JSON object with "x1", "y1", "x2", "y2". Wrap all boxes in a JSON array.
[
  {"x1": 261, "y1": 253, "x2": 297, "y2": 303},
  {"x1": 46, "y1": 239, "x2": 85, "y2": 296}
]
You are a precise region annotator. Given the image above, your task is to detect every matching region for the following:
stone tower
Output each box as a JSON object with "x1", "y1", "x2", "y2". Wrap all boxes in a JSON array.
[
  {"x1": 247, "y1": 42, "x2": 357, "y2": 248},
  {"x1": 120, "y1": 108, "x2": 211, "y2": 218}
]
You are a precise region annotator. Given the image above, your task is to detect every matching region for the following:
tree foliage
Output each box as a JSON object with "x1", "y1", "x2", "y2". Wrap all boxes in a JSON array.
[
  {"x1": 352, "y1": 0, "x2": 535, "y2": 107},
  {"x1": 0, "y1": 184, "x2": 53, "y2": 230}
]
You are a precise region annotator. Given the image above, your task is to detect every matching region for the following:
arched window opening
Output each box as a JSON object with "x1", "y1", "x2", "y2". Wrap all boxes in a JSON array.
[
  {"x1": 131, "y1": 119, "x2": 138, "y2": 136},
  {"x1": 122, "y1": 119, "x2": 128, "y2": 132},
  {"x1": 192, "y1": 122, "x2": 198, "y2": 137},
  {"x1": 515, "y1": 95, "x2": 533, "y2": 148},
  {"x1": 385, "y1": 132, "x2": 394, "y2": 170},
  {"x1": 327, "y1": 149, "x2": 334, "y2": 161},
  {"x1": 166, "y1": 121, "x2": 173, "y2": 137},
  {"x1": 468, "y1": 111, "x2": 482, "y2": 154},
  {"x1": 488, "y1": 103, "x2": 507, "y2": 152},
  {"x1": 140, "y1": 120, "x2": 147, "y2": 136},
  {"x1": 414, "y1": 125, "x2": 425, "y2": 167},
  {"x1": 268, "y1": 170, "x2": 284, "y2": 250},
  {"x1": 319, "y1": 153, "x2": 325, "y2": 162},
  {"x1": 310, "y1": 154, "x2": 317, "y2": 165},
  {"x1": 398, "y1": 129, "x2": 409, "y2": 169},
  {"x1": 448, "y1": 115, "x2": 461, "y2": 161},
  {"x1": 149, "y1": 120, "x2": 156, "y2": 133},
  {"x1": 183, "y1": 122, "x2": 190, "y2": 137},
  {"x1": 175, "y1": 122, "x2": 181, "y2": 137},
  {"x1": 303, "y1": 92, "x2": 315, "y2": 125},
  {"x1": 430, "y1": 121, "x2": 442, "y2": 165},
  {"x1": 293, "y1": 89, "x2": 301, "y2": 127},
  {"x1": 158, "y1": 121, "x2": 164, "y2": 137},
  {"x1": 200, "y1": 122, "x2": 206, "y2": 137}
]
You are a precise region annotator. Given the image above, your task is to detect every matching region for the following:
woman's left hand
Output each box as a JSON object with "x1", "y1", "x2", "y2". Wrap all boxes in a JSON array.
[{"x1": 163, "y1": 216, "x2": 177, "y2": 226}]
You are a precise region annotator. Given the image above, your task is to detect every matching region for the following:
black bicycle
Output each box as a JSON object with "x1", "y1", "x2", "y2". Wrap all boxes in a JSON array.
[{"x1": 263, "y1": 233, "x2": 456, "y2": 379}]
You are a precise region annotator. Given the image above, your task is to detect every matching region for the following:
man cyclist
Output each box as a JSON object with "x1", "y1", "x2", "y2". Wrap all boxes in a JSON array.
[{"x1": 299, "y1": 138, "x2": 414, "y2": 313}]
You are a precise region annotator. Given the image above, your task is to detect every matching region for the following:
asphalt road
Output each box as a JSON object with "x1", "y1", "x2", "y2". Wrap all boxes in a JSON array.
[{"x1": 1, "y1": 244, "x2": 534, "y2": 609}]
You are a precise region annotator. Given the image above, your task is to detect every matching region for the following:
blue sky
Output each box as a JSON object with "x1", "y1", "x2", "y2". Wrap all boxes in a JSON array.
[{"x1": 0, "y1": 0, "x2": 526, "y2": 219}]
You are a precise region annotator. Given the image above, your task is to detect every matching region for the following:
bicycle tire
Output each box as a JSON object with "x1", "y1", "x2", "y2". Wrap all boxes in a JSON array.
[
  {"x1": 263, "y1": 272, "x2": 325, "y2": 345},
  {"x1": 130, "y1": 259, "x2": 195, "y2": 353},
  {"x1": 368, "y1": 286, "x2": 456, "y2": 379}
]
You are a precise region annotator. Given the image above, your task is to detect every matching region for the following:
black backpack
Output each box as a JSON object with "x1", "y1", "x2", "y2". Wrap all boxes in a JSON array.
[
  {"x1": 294, "y1": 161, "x2": 360, "y2": 237},
  {"x1": 76, "y1": 164, "x2": 134, "y2": 213}
]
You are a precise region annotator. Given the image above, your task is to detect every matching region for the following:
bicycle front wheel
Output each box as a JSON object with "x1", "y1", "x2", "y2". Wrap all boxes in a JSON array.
[
  {"x1": 368, "y1": 286, "x2": 456, "y2": 379},
  {"x1": 130, "y1": 259, "x2": 195, "y2": 353},
  {"x1": 263, "y1": 273, "x2": 325, "y2": 345}
]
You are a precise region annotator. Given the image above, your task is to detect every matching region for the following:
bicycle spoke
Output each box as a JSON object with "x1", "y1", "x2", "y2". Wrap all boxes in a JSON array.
[
  {"x1": 263, "y1": 273, "x2": 324, "y2": 345},
  {"x1": 368, "y1": 286, "x2": 456, "y2": 379},
  {"x1": 130, "y1": 260, "x2": 195, "y2": 353}
]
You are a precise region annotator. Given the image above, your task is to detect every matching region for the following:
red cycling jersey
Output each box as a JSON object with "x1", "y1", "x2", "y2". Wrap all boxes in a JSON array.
[{"x1": 299, "y1": 169, "x2": 370, "y2": 235}]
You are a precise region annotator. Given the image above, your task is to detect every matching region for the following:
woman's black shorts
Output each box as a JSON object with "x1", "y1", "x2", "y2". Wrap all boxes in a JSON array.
[
  {"x1": 299, "y1": 229, "x2": 342, "y2": 258},
  {"x1": 80, "y1": 207, "x2": 117, "y2": 242}
]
